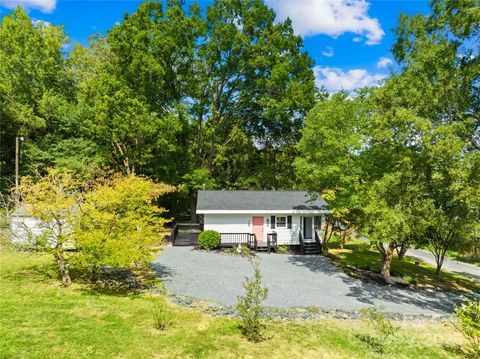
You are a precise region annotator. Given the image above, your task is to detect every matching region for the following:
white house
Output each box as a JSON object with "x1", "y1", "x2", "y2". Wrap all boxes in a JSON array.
[{"x1": 196, "y1": 190, "x2": 332, "y2": 254}]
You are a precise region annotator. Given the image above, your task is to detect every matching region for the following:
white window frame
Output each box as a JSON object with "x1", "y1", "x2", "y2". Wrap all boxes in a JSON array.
[{"x1": 276, "y1": 216, "x2": 287, "y2": 228}]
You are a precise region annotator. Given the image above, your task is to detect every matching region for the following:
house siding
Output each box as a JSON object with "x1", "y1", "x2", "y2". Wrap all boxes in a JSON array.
[{"x1": 203, "y1": 213, "x2": 321, "y2": 245}]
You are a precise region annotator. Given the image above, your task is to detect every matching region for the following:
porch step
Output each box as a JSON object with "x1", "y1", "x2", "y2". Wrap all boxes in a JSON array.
[
  {"x1": 302, "y1": 241, "x2": 321, "y2": 255},
  {"x1": 173, "y1": 232, "x2": 199, "y2": 246}
]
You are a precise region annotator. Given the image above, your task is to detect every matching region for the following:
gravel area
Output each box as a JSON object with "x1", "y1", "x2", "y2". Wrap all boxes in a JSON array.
[{"x1": 153, "y1": 247, "x2": 473, "y2": 316}]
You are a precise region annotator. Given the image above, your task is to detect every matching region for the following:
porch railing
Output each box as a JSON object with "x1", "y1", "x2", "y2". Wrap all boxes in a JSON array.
[
  {"x1": 314, "y1": 230, "x2": 322, "y2": 254},
  {"x1": 220, "y1": 233, "x2": 257, "y2": 250},
  {"x1": 267, "y1": 232, "x2": 278, "y2": 253},
  {"x1": 298, "y1": 231, "x2": 305, "y2": 254}
]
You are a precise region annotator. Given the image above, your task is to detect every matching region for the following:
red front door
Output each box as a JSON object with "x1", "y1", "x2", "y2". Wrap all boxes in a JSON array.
[{"x1": 252, "y1": 216, "x2": 264, "y2": 242}]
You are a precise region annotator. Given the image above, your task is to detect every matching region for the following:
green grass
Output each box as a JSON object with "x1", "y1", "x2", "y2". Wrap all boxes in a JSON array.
[
  {"x1": 0, "y1": 250, "x2": 470, "y2": 358},
  {"x1": 328, "y1": 238, "x2": 479, "y2": 293},
  {"x1": 447, "y1": 250, "x2": 480, "y2": 267}
]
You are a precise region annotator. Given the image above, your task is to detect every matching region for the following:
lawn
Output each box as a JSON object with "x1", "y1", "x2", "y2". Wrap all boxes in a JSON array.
[
  {"x1": 328, "y1": 238, "x2": 480, "y2": 293},
  {"x1": 0, "y1": 249, "x2": 471, "y2": 358},
  {"x1": 447, "y1": 250, "x2": 480, "y2": 267}
]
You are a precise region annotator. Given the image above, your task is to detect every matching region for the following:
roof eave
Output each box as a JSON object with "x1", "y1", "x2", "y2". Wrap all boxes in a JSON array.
[{"x1": 196, "y1": 209, "x2": 333, "y2": 214}]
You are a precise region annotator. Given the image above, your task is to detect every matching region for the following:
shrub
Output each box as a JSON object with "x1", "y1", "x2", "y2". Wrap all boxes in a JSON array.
[
  {"x1": 198, "y1": 230, "x2": 221, "y2": 250},
  {"x1": 277, "y1": 245, "x2": 288, "y2": 254},
  {"x1": 453, "y1": 297, "x2": 480, "y2": 356},
  {"x1": 359, "y1": 306, "x2": 399, "y2": 353},
  {"x1": 236, "y1": 259, "x2": 269, "y2": 342}
]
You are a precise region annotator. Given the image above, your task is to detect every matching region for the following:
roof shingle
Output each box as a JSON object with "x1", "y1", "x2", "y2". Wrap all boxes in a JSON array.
[{"x1": 197, "y1": 190, "x2": 331, "y2": 212}]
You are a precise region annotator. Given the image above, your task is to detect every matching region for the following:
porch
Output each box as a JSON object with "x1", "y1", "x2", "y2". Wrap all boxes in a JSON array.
[
  {"x1": 170, "y1": 223, "x2": 279, "y2": 253},
  {"x1": 171, "y1": 222, "x2": 321, "y2": 254}
]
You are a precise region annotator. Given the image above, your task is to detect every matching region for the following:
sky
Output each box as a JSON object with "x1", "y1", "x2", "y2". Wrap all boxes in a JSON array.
[{"x1": 0, "y1": 0, "x2": 431, "y2": 92}]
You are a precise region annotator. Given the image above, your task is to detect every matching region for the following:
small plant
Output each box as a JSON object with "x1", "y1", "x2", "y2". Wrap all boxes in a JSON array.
[
  {"x1": 151, "y1": 294, "x2": 170, "y2": 331},
  {"x1": 198, "y1": 230, "x2": 221, "y2": 250},
  {"x1": 277, "y1": 245, "x2": 288, "y2": 254},
  {"x1": 225, "y1": 244, "x2": 252, "y2": 256},
  {"x1": 236, "y1": 259, "x2": 269, "y2": 342},
  {"x1": 359, "y1": 306, "x2": 399, "y2": 353},
  {"x1": 453, "y1": 297, "x2": 480, "y2": 356},
  {"x1": 237, "y1": 244, "x2": 253, "y2": 256}
]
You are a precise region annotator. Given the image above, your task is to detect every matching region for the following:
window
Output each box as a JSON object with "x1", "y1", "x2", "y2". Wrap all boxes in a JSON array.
[{"x1": 276, "y1": 216, "x2": 286, "y2": 228}]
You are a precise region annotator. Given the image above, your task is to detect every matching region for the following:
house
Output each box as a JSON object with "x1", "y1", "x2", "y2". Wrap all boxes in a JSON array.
[{"x1": 195, "y1": 190, "x2": 332, "y2": 254}]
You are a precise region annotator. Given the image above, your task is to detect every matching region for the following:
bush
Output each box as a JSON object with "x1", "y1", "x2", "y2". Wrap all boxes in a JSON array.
[
  {"x1": 198, "y1": 230, "x2": 221, "y2": 250},
  {"x1": 236, "y1": 259, "x2": 269, "y2": 342},
  {"x1": 359, "y1": 306, "x2": 399, "y2": 353},
  {"x1": 277, "y1": 245, "x2": 288, "y2": 254},
  {"x1": 453, "y1": 297, "x2": 480, "y2": 356}
]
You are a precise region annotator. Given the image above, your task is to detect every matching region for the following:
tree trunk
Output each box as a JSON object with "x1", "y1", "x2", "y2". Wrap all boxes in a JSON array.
[
  {"x1": 339, "y1": 230, "x2": 346, "y2": 250},
  {"x1": 379, "y1": 243, "x2": 395, "y2": 278},
  {"x1": 323, "y1": 221, "x2": 330, "y2": 253},
  {"x1": 434, "y1": 252, "x2": 445, "y2": 276},
  {"x1": 54, "y1": 251, "x2": 71, "y2": 286},
  {"x1": 396, "y1": 243, "x2": 408, "y2": 260}
]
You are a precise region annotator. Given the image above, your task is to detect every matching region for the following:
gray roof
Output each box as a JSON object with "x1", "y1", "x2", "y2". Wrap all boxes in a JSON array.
[{"x1": 197, "y1": 190, "x2": 331, "y2": 212}]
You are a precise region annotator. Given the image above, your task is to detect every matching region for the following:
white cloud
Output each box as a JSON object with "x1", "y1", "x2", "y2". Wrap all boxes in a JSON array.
[
  {"x1": 314, "y1": 66, "x2": 387, "y2": 92},
  {"x1": 376, "y1": 57, "x2": 393, "y2": 68},
  {"x1": 322, "y1": 46, "x2": 334, "y2": 57},
  {"x1": 265, "y1": 0, "x2": 384, "y2": 45},
  {"x1": 32, "y1": 18, "x2": 51, "y2": 27},
  {"x1": 2, "y1": 0, "x2": 56, "y2": 13}
]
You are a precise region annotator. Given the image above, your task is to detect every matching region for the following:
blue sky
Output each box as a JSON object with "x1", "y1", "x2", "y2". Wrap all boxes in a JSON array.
[{"x1": 0, "y1": 0, "x2": 431, "y2": 92}]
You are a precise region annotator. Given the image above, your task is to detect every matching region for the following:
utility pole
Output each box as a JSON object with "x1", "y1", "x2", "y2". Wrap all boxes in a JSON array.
[{"x1": 15, "y1": 136, "x2": 24, "y2": 193}]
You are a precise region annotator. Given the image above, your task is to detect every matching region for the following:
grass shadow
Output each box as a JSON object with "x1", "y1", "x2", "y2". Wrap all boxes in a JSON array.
[
  {"x1": 354, "y1": 333, "x2": 385, "y2": 354},
  {"x1": 442, "y1": 343, "x2": 477, "y2": 359}
]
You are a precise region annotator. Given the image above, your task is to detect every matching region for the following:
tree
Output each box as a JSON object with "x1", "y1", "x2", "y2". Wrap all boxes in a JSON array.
[
  {"x1": 236, "y1": 259, "x2": 269, "y2": 342},
  {"x1": 19, "y1": 170, "x2": 80, "y2": 286},
  {"x1": 191, "y1": 0, "x2": 315, "y2": 189},
  {"x1": 19, "y1": 170, "x2": 173, "y2": 286},
  {"x1": 72, "y1": 37, "x2": 186, "y2": 179},
  {"x1": 74, "y1": 175, "x2": 173, "y2": 272},
  {"x1": 295, "y1": 93, "x2": 366, "y2": 252},
  {"x1": 0, "y1": 8, "x2": 73, "y2": 191}
]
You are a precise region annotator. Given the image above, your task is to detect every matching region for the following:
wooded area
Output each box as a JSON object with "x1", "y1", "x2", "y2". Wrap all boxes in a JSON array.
[{"x1": 1, "y1": 0, "x2": 479, "y2": 278}]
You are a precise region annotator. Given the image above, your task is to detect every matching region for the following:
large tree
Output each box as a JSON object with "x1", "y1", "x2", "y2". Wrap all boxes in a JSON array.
[
  {"x1": 364, "y1": 0, "x2": 479, "y2": 276},
  {"x1": 0, "y1": 8, "x2": 74, "y2": 190},
  {"x1": 295, "y1": 93, "x2": 366, "y2": 252}
]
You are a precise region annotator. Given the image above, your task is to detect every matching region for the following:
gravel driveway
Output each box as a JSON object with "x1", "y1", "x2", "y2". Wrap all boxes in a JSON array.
[{"x1": 153, "y1": 247, "x2": 471, "y2": 316}]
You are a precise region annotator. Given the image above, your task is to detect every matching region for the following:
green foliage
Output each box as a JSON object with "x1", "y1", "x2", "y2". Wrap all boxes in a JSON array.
[
  {"x1": 74, "y1": 175, "x2": 173, "y2": 268},
  {"x1": 151, "y1": 285, "x2": 171, "y2": 331},
  {"x1": 360, "y1": 306, "x2": 400, "y2": 354},
  {"x1": 0, "y1": 8, "x2": 73, "y2": 190},
  {"x1": 19, "y1": 169, "x2": 81, "y2": 285},
  {"x1": 224, "y1": 244, "x2": 253, "y2": 256},
  {"x1": 19, "y1": 170, "x2": 173, "y2": 285},
  {"x1": 277, "y1": 245, "x2": 289, "y2": 254},
  {"x1": 236, "y1": 260, "x2": 269, "y2": 342},
  {"x1": 296, "y1": 0, "x2": 479, "y2": 277},
  {"x1": 296, "y1": 93, "x2": 366, "y2": 251},
  {"x1": 152, "y1": 295, "x2": 170, "y2": 331},
  {"x1": 198, "y1": 230, "x2": 221, "y2": 251},
  {"x1": 453, "y1": 297, "x2": 480, "y2": 356}
]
